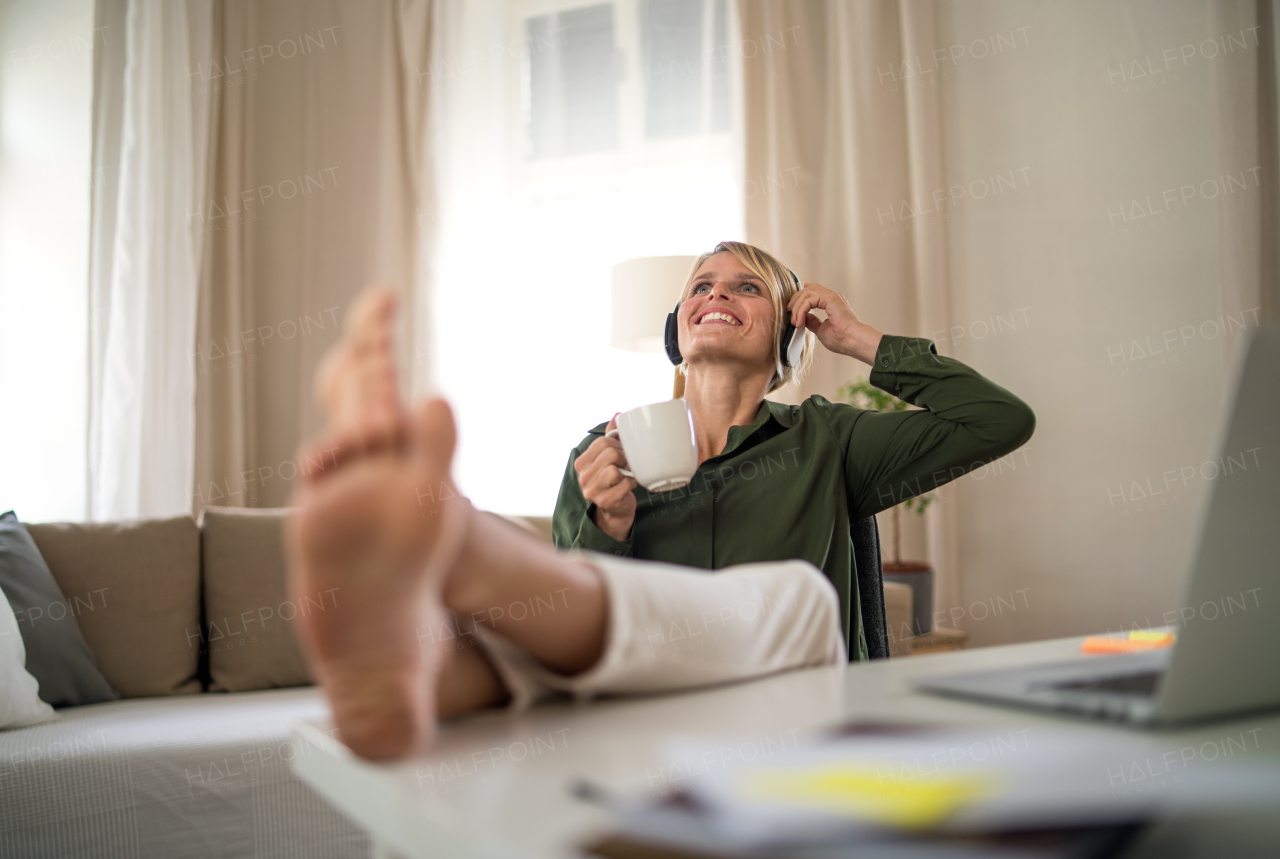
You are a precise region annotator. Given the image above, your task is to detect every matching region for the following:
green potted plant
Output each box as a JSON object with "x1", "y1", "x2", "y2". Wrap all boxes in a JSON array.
[{"x1": 839, "y1": 378, "x2": 936, "y2": 635}]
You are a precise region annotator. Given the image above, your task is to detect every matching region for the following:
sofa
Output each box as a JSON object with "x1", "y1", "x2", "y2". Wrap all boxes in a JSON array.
[{"x1": 1, "y1": 508, "x2": 914, "y2": 858}]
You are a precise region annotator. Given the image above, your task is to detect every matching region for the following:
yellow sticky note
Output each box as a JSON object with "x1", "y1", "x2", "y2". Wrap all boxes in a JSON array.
[
  {"x1": 1129, "y1": 630, "x2": 1174, "y2": 643},
  {"x1": 736, "y1": 765, "x2": 995, "y2": 830}
]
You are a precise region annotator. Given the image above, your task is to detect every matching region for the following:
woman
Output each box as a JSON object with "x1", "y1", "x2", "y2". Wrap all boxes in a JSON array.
[
  {"x1": 287, "y1": 288, "x2": 845, "y2": 761},
  {"x1": 554, "y1": 241, "x2": 1035, "y2": 659}
]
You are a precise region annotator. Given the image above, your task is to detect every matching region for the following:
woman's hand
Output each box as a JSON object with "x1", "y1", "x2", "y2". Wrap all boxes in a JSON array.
[
  {"x1": 787, "y1": 282, "x2": 883, "y2": 365},
  {"x1": 574, "y1": 415, "x2": 638, "y2": 542}
]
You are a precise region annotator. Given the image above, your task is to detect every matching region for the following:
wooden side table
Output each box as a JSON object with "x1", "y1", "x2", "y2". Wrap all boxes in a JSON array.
[{"x1": 904, "y1": 626, "x2": 970, "y2": 655}]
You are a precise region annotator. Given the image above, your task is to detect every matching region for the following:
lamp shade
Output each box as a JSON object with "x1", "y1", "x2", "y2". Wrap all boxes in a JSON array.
[{"x1": 610, "y1": 255, "x2": 699, "y2": 352}]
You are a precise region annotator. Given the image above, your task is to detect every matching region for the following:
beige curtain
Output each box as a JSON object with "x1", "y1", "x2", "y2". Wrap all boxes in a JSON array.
[
  {"x1": 737, "y1": 0, "x2": 962, "y2": 621},
  {"x1": 738, "y1": 0, "x2": 1279, "y2": 645},
  {"x1": 191, "y1": 0, "x2": 433, "y2": 514}
]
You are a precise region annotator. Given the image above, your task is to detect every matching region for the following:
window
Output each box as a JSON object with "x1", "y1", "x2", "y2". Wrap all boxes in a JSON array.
[
  {"x1": 526, "y1": 4, "x2": 618, "y2": 157},
  {"x1": 641, "y1": 0, "x2": 730, "y2": 138},
  {"x1": 523, "y1": 0, "x2": 730, "y2": 156},
  {"x1": 0, "y1": 0, "x2": 94, "y2": 522},
  {"x1": 430, "y1": 0, "x2": 742, "y2": 515}
]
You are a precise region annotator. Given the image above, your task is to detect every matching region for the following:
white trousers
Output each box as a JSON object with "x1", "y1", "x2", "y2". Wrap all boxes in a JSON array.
[{"x1": 467, "y1": 552, "x2": 846, "y2": 710}]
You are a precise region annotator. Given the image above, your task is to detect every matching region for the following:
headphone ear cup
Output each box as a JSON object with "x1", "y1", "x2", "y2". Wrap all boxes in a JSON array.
[
  {"x1": 787, "y1": 321, "x2": 807, "y2": 370},
  {"x1": 779, "y1": 267, "x2": 806, "y2": 370},
  {"x1": 663, "y1": 304, "x2": 683, "y2": 366},
  {"x1": 779, "y1": 317, "x2": 796, "y2": 368}
]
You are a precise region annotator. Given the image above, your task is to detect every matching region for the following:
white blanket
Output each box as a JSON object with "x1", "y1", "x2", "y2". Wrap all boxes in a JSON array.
[{"x1": 0, "y1": 688, "x2": 367, "y2": 858}]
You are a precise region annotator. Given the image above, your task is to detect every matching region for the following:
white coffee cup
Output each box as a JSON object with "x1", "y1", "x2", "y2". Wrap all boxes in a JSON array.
[{"x1": 605, "y1": 399, "x2": 698, "y2": 492}]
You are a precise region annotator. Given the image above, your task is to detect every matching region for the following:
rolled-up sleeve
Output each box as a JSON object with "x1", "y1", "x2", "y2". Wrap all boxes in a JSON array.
[{"x1": 815, "y1": 335, "x2": 1036, "y2": 521}]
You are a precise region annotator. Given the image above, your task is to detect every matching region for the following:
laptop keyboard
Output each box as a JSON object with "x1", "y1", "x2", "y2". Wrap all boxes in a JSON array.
[{"x1": 1050, "y1": 671, "x2": 1162, "y2": 696}]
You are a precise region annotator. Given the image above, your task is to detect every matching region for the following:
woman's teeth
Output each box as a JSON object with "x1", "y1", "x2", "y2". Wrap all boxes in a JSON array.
[{"x1": 700, "y1": 312, "x2": 739, "y2": 324}]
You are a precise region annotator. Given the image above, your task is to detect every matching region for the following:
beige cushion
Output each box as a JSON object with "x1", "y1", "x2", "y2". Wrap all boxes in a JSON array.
[
  {"x1": 502, "y1": 515, "x2": 554, "y2": 545},
  {"x1": 882, "y1": 581, "x2": 914, "y2": 658},
  {"x1": 200, "y1": 507, "x2": 312, "y2": 692},
  {"x1": 26, "y1": 517, "x2": 202, "y2": 698}
]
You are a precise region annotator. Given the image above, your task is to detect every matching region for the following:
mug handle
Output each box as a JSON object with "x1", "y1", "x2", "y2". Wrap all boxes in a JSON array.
[{"x1": 604, "y1": 428, "x2": 636, "y2": 478}]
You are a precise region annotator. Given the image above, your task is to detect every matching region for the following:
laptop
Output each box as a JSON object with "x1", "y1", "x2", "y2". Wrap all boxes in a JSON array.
[{"x1": 918, "y1": 326, "x2": 1279, "y2": 725}]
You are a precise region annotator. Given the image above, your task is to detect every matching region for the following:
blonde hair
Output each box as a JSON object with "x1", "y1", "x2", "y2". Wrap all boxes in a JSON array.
[{"x1": 677, "y1": 241, "x2": 813, "y2": 393}]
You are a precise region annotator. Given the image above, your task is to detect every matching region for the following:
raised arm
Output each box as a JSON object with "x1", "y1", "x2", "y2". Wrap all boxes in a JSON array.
[
  {"x1": 786, "y1": 282, "x2": 1033, "y2": 521},
  {"x1": 817, "y1": 335, "x2": 1036, "y2": 521}
]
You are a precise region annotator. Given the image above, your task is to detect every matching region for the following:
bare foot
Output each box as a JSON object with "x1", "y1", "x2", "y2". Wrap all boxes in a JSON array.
[{"x1": 286, "y1": 288, "x2": 470, "y2": 760}]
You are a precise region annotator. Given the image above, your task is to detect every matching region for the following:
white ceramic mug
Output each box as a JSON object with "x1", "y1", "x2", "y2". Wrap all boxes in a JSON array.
[{"x1": 605, "y1": 399, "x2": 698, "y2": 492}]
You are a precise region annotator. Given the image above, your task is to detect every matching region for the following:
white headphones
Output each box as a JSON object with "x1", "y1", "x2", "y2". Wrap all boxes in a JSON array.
[{"x1": 777, "y1": 267, "x2": 808, "y2": 383}]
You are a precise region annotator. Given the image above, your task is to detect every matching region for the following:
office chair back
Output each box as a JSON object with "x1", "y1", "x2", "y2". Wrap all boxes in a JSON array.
[{"x1": 851, "y1": 516, "x2": 889, "y2": 659}]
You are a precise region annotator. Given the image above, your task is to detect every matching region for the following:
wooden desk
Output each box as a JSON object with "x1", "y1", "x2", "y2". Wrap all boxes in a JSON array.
[{"x1": 289, "y1": 636, "x2": 1280, "y2": 858}]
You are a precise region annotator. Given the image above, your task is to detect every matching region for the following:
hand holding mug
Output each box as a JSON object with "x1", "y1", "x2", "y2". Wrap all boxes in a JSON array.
[{"x1": 575, "y1": 415, "x2": 638, "y2": 542}]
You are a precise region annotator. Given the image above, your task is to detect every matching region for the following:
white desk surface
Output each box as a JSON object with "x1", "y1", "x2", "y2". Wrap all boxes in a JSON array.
[{"x1": 289, "y1": 635, "x2": 1280, "y2": 859}]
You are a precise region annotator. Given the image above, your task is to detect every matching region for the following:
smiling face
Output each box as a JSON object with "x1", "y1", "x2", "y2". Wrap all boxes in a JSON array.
[{"x1": 677, "y1": 251, "x2": 779, "y2": 374}]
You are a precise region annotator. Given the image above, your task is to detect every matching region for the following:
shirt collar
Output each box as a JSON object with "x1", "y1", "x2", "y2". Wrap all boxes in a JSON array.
[
  {"x1": 762, "y1": 398, "x2": 799, "y2": 428},
  {"x1": 719, "y1": 399, "x2": 797, "y2": 458}
]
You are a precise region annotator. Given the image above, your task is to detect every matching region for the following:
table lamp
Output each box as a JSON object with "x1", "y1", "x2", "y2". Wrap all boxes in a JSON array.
[{"x1": 611, "y1": 255, "x2": 698, "y2": 398}]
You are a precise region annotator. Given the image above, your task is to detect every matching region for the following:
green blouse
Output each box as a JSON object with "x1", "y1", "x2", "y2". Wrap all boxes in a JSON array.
[{"x1": 551, "y1": 335, "x2": 1035, "y2": 660}]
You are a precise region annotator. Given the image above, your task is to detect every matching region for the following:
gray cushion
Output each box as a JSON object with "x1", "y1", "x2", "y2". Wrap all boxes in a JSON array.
[
  {"x1": 0, "y1": 512, "x2": 118, "y2": 707},
  {"x1": 26, "y1": 516, "x2": 203, "y2": 698}
]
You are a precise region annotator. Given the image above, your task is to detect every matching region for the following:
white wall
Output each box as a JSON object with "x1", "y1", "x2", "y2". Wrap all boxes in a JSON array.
[
  {"x1": 932, "y1": 0, "x2": 1264, "y2": 644},
  {"x1": 0, "y1": 0, "x2": 94, "y2": 521}
]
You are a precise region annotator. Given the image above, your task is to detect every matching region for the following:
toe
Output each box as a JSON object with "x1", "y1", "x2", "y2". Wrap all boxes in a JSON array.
[
  {"x1": 315, "y1": 285, "x2": 408, "y2": 443},
  {"x1": 346, "y1": 285, "x2": 399, "y2": 344},
  {"x1": 413, "y1": 398, "x2": 457, "y2": 473}
]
